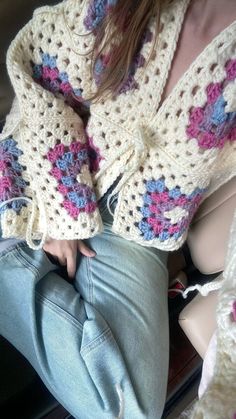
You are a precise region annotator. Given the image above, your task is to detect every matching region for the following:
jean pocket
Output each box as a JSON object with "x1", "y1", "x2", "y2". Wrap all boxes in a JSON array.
[{"x1": 10, "y1": 242, "x2": 62, "y2": 279}]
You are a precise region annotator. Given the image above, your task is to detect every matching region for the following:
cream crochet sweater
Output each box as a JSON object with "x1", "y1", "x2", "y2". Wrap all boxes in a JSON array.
[{"x1": 0, "y1": 0, "x2": 235, "y2": 250}]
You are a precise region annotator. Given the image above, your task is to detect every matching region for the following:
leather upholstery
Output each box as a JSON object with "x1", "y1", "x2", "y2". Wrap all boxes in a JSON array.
[
  {"x1": 187, "y1": 177, "x2": 236, "y2": 274},
  {"x1": 179, "y1": 284, "x2": 219, "y2": 359}
]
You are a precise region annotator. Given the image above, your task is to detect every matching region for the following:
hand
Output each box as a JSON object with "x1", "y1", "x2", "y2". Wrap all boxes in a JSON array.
[{"x1": 43, "y1": 239, "x2": 96, "y2": 279}]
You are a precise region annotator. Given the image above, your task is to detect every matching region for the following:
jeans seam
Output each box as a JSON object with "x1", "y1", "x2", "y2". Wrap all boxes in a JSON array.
[
  {"x1": 0, "y1": 240, "x2": 27, "y2": 260},
  {"x1": 14, "y1": 248, "x2": 41, "y2": 279},
  {"x1": 35, "y1": 291, "x2": 84, "y2": 331},
  {"x1": 80, "y1": 328, "x2": 112, "y2": 357},
  {"x1": 86, "y1": 256, "x2": 94, "y2": 305}
]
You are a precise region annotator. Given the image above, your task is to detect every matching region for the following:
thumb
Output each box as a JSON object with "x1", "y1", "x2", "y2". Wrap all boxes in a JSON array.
[{"x1": 77, "y1": 240, "x2": 96, "y2": 257}]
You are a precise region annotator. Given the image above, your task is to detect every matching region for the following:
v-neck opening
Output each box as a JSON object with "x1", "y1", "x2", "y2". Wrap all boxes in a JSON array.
[{"x1": 154, "y1": 2, "x2": 236, "y2": 117}]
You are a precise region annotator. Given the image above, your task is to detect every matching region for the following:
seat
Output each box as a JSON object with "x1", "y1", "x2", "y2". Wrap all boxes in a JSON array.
[{"x1": 178, "y1": 177, "x2": 236, "y2": 358}]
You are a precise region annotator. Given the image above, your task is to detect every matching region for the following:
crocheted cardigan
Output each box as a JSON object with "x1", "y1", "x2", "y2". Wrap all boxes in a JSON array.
[{"x1": 0, "y1": 0, "x2": 235, "y2": 250}]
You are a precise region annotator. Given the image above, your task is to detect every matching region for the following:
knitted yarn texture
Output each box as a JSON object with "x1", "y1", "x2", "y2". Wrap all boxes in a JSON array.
[{"x1": 0, "y1": 0, "x2": 235, "y2": 249}]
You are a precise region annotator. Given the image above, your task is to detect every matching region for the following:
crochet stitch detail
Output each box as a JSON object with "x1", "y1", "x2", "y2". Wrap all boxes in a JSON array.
[
  {"x1": 93, "y1": 29, "x2": 153, "y2": 94},
  {"x1": 0, "y1": 137, "x2": 28, "y2": 214},
  {"x1": 87, "y1": 136, "x2": 104, "y2": 173},
  {"x1": 1, "y1": 0, "x2": 235, "y2": 249},
  {"x1": 83, "y1": 0, "x2": 118, "y2": 31},
  {"x1": 186, "y1": 59, "x2": 236, "y2": 149},
  {"x1": 31, "y1": 52, "x2": 89, "y2": 114},
  {"x1": 46, "y1": 141, "x2": 97, "y2": 218},
  {"x1": 136, "y1": 177, "x2": 207, "y2": 242}
]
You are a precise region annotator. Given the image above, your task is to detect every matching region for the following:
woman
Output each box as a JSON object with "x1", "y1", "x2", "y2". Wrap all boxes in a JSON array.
[{"x1": 0, "y1": 0, "x2": 235, "y2": 417}]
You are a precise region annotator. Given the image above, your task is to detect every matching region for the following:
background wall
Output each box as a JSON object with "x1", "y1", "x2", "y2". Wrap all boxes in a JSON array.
[{"x1": 0, "y1": 0, "x2": 58, "y2": 123}]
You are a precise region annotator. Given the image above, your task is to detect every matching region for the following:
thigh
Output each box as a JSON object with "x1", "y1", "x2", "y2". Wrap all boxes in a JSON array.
[
  {"x1": 0, "y1": 241, "x2": 147, "y2": 418},
  {"x1": 0, "y1": 242, "x2": 62, "y2": 363},
  {"x1": 76, "y1": 216, "x2": 170, "y2": 418}
]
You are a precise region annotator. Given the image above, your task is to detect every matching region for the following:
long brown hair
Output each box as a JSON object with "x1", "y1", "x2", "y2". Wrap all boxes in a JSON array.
[{"x1": 89, "y1": 0, "x2": 166, "y2": 101}]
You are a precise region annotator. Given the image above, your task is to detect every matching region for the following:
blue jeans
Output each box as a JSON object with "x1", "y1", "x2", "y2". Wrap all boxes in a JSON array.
[{"x1": 0, "y1": 194, "x2": 169, "y2": 419}]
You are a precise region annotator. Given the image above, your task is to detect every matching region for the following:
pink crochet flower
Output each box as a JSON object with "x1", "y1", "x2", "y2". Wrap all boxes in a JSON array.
[
  {"x1": 0, "y1": 176, "x2": 12, "y2": 194},
  {"x1": 218, "y1": 136, "x2": 227, "y2": 149},
  {"x1": 147, "y1": 217, "x2": 161, "y2": 227},
  {"x1": 54, "y1": 143, "x2": 65, "y2": 158},
  {"x1": 151, "y1": 192, "x2": 169, "y2": 204},
  {"x1": 60, "y1": 82, "x2": 72, "y2": 94},
  {"x1": 159, "y1": 192, "x2": 169, "y2": 203},
  {"x1": 232, "y1": 301, "x2": 236, "y2": 322},
  {"x1": 189, "y1": 107, "x2": 205, "y2": 124},
  {"x1": 69, "y1": 142, "x2": 84, "y2": 153},
  {"x1": 147, "y1": 218, "x2": 164, "y2": 234},
  {"x1": 47, "y1": 150, "x2": 58, "y2": 163},
  {"x1": 57, "y1": 184, "x2": 69, "y2": 195},
  {"x1": 186, "y1": 59, "x2": 236, "y2": 149},
  {"x1": 48, "y1": 144, "x2": 66, "y2": 163},
  {"x1": 176, "y1": 196, "x2": 188, "y2": 206},
  {"x1": 198, "y1": 132, "x2": 216, "y2": 149},
  {"x1": 63, "y1": 200, "x2": 80, "y2": 217},
  {"x1": 193, "y1": 194, "x2": 203, "y2": 206},
  {"x1": 186, "y1": 123, "x2": 199, "y2": 138},
  {"x1": 149, "y1": 204, "x2": 161, "y2": 214},
  {"x1": 228, "y1": 127, "x2": 236, "y2": 142},
  {"x1": 50, "y1": 167, "x2": 63, "y2": 180},
  {"x1": 0, "y1": 161, "x2": 7, "y2": 171},
  {"x1": 42, "y1": 66, "x2": 59, "y2": 80},
  {"x1": 149, "y1": 193, "x2": 161, "y2": 204},
  {"x1": 206, "y1": 82, "x2": 222, "y2": 104},
  {"x1": 168, "y1": 225, "x2": 179, "y2": 234},
  {"x1": 85, "y1": 202, "x2": 97, "y2": 213},
  {"x1": 152, "y1": 224, "x2": 164, "y2": 235},
  {"x1": 226, "y1": 59, "x2": 236, "y2": 80}
]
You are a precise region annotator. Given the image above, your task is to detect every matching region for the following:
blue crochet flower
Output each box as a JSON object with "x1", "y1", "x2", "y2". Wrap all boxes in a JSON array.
[
  {"x1": 33, "y1": 64, "x2": 43, "y2": 79},
  {"x1": 169, "y1": 187, "x2": 182, "y2": 199},
  {"x1": 146, "y1": 179, "x2": 165, "y2": 193},
  {"x1": 0, "y1": 137, "x2": 27, "y2": 214},
  {"x1": 41, "y1": 53, "x2": 57, "y2": 69},
  {"x1": 143, "y1": 230, "x2": 155, "y2": 241},
  {"x1": 211, "y1": 96, "x2": 228, "y2": 125},
  {"x1": 73, "y1": 88, "x2": 83, "y2": 97},
  {"x1": 159, "y1": 231, "x2": 170, "y2": 242},
  {"x1": 61, "y1": 176, "x2": 75, "y2": 187},
  {"x1": 143, "y1": 193, "x2": 152, "y2": 205},
  {"x1": 59, "y1": 72, "x2": 69, "y2": 82},
  {"x1": 56, "y1": 152, "x2": 74, "y2": 170},
  {"x1": 140, "y1": 206, "x2": 151, "y2": 217}
]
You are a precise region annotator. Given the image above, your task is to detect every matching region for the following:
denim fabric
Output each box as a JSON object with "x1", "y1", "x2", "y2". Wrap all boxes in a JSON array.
[{"x1": 0, "y1": 193, "x2": 169, "y2": 419}]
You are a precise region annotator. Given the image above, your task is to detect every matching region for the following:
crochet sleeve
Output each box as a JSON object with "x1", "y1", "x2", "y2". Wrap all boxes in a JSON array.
[{"x1": 1, "y1": 8, "x2": 103, "y2": 248}]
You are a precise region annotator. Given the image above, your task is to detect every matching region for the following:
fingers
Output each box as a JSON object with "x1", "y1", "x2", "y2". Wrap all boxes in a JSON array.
[
  {"x1": 43, "y1": 239, "x2": 95, "y2": 281},
  {"x1": 78, "y1": 240, "x2": 96, "y2": 257},
  {"x1": 66, "y1": 253, "x2": 77, "y2": 280}
]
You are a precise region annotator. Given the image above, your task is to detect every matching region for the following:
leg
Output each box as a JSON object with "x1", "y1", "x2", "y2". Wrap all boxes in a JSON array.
[
  {"x1": 75, "y1": 203, "x2": 169, "y2": 418},
  {"x1": 0, "y1": 243, "x2": 124, "y2": 419},
  {"x1": 0, "y1": 209, "x2": 169, "y2": 418}
]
